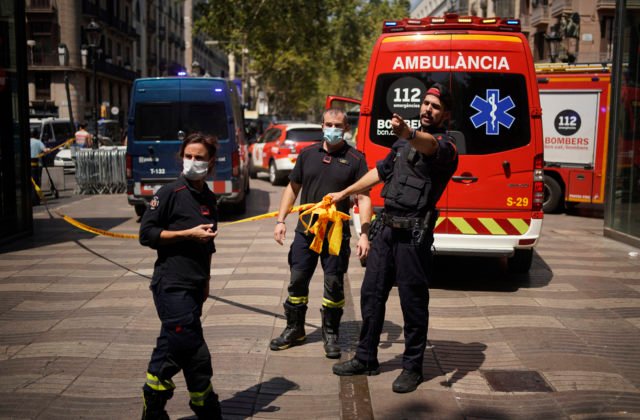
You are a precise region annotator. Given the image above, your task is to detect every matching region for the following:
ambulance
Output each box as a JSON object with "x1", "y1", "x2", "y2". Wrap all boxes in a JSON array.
[
  {"x1": 535, "y1": 63, "x2": 612, "y2": 213},
  {"x1": 328, "y1": 14, "x2": 544, "y2": 273}
]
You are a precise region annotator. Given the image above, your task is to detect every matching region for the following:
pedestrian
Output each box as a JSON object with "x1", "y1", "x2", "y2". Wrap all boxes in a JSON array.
[
  {"x1": 29, "y1": 128, "x2": 49, "y2": 205},
  {"x1": 329, "y1": 83, "x2": 459, "y2": 393},
  {"x1": 271, "y1": 108, "x2": 372, "y2": 359},
  {"x1": 138, "y1": 132, "x2": 222, "y2": 419},
  {"x1": 74, "y1": 122, "x2": 92, "y2": 151}
]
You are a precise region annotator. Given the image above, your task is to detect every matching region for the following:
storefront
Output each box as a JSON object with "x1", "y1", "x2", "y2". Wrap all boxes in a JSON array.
[
  {"x1": 605, "y1": 1, "x2": 640, "y2": 247},
  {"x1": 0, "y1": 0, "x2": 32, "y2": 243}
]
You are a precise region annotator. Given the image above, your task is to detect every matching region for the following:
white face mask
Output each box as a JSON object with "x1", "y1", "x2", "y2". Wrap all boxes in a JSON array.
[{"x1": 182, "y1": 158, "x2": 209, "y2": 180}]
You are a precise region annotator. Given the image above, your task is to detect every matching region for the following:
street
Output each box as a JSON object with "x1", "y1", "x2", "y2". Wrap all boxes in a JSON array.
[{"x1": 1, "y1": 175, "x2": 640, "y2": 419}]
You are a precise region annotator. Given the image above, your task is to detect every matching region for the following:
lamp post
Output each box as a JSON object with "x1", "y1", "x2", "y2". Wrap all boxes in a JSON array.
[
  {"x1": 85, "y1": 19, "x2": 102, "y2": 149},
  {"x1": 57, "y1": 43, "x2": 75, "y2": 136}
]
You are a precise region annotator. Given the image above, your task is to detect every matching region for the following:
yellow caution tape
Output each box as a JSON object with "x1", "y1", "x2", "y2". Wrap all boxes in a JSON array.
[
  {"x1": 300, "y1": 195, "x2": 351, "y2": 256},
  {"x1": 54, "y1": 210, "x2": 139, "y2": 239},
  {"x1": 219, "y1": 203, "x2": 316, "y2": 226},
  {"x1": 30, "y1": 177, "x2": 45, "y2": 201},
  {"x1": 37, "y1": 138, "x2": 75, "y2": 158}
]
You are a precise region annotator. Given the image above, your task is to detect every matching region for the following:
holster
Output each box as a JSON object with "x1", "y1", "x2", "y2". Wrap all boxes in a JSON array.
[{"x1": 368, "y1": 217, "x2": 383, "y2": 242}]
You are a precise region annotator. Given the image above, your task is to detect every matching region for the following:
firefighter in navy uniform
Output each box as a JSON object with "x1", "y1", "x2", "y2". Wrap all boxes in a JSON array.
[
  {"x1": 329, "y1": 83, "x2": 459, "y2": 393},
  {"x1": 271, "y1": 108, "x2": 372, "y2": 359},
  {"x1": 139, "y1": 133, "x2": 222, "y2": 419}
]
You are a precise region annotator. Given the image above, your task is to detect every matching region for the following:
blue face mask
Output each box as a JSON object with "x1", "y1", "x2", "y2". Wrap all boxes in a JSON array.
[{"x1": 323, "y1": 127, "x2": 344, "y2": 145}]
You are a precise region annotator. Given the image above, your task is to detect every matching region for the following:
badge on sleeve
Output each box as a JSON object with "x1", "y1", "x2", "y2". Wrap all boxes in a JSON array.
[
  {"x1": 200, "y1": 205, "x2": 210, "y2": 216},
  {"x1": 150, "y1": 196, "x2": 160, "y2": 210}
]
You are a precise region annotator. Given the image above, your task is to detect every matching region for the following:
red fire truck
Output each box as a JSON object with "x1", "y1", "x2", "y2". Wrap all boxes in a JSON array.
[{"x1": 536, "y1": 63, "x2": 612, "y2": 213}]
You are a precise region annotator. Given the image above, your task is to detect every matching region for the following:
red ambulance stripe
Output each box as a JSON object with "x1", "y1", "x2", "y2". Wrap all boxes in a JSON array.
[
  {"x1": 466, "y1": 218, "x2": 492, "y2": 235},
  {"x1": 495, "y1": 218, "x2": 520, "y2": 235}
]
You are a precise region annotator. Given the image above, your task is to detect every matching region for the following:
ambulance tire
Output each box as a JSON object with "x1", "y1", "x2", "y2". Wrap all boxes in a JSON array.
[
  {"x1": 507, "y1": 249, "x2": 533, "y2": 274},
  {"x1": 269, "y1": 161, "x2": 285, "y2": 186},
  {"x1": 249, "y1": 157, "x2": 258, "y2": 179},
  {"x1": 135, "y1": 204, "x2": 146, "y2": 217},
  {"x1": 543, "y1": 175, "x2": 563, "y2": 214}
]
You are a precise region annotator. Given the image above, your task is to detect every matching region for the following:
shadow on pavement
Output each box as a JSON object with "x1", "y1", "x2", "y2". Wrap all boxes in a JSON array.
[
  {"x1": 219, "y1": 376, "x2": 299, "y2": 419},
  {"x1": 432, "y1": 250, "x2": 553, "y2": 292},
  {"x1": 218, "y1": 188, "x2": 272, "y2": 222}
]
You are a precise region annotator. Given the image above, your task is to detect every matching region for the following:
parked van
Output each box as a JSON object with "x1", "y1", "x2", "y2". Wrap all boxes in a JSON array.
[
  {"x1": 126, "y1": 77, "x2": 249, "y2": 216},
  {"x1": 328, "y1": 14, "x2": 544, "y2": 272}
]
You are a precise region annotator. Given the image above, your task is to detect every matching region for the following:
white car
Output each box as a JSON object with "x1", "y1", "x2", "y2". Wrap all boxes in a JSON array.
[{"x1": 53, "y1": 147, "x2": 75, "y2": 173}]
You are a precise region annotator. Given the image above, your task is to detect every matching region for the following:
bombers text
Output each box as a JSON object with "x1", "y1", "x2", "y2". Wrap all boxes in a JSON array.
[{"x1": 393, "y1": 54, "x2": 510, "y2": 71}]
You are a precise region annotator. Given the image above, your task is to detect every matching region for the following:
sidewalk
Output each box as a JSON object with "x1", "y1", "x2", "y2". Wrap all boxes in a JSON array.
[{"x1": 1, "y1": 194, "x2": 639, "y2": 419}]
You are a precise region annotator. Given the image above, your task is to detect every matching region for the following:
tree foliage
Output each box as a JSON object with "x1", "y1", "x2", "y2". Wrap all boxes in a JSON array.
[{"x1": 195, "y1": 0, "x2": 409, "y2": 118}]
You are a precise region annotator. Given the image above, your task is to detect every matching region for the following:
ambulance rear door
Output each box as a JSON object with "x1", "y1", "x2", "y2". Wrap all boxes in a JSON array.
[{"x1": 442, "y1": 33, "x2": 540, "y2": 245}]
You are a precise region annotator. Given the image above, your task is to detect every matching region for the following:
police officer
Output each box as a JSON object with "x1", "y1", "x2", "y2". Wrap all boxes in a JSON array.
[
  {"x1": 271, "y1": 108, "x2": 372, "y2": 359},
  {"x1": 139, "y1": 132, "x2": 222, "y2": 419},
  {"x1": 329, "y1": 83, "x2": 459, "y2": 393}
]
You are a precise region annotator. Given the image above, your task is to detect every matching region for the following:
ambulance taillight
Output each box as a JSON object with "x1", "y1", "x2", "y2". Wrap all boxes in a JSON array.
[
  {"x1": 532, "y1": 153, "x2": 544, "y2": 218},
  {"x1": 126, "y1": 153, "x2": 132, "y2": 179}
]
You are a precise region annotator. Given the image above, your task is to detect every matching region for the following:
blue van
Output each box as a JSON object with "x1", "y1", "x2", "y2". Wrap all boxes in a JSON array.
[{"x1": 126, "y1": 77, "x2": 250, "y2": 216}]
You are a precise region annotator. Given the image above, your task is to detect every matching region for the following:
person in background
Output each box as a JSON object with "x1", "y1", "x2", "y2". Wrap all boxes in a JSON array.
[
  {"x1": 329, "y1": 83, "x2": 459, "y2": 393},
  {"x1": 74, "y1": 123, "x2": 92, "y2": 151},
  {"x1": 270, "y1": 108, "x2": 372, "y2": 359},
  {"x1": 138, "y1": 132, "x2": 222, "y2": 419},
  {"x1": 30, "y1": 128, "x2": 49, "y2": 205}
]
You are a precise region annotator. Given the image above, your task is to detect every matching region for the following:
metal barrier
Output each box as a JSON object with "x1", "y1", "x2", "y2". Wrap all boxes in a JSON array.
[{"x1": 75, "y1": 146, "x2": 127, "y2": 194}]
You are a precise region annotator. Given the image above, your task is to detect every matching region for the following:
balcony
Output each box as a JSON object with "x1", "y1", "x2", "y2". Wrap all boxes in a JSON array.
[
  {"x1": 95, "y1": 59, "x2": 138, "y2": 81},
  {"x1": 551, "y1": 0, "x2": 573, "y2": 17},
  {"x1": 531, "y1": 4, "x2": 551, "y2": 27},
  {"x1": 30, "y1": 50, "x2": 62, "y2": 66},
  {"x1": 26, "y1": 0, "x2": 56, "y2": 12}
]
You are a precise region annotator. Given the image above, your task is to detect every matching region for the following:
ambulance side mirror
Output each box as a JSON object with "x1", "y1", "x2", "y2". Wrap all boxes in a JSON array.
[{"x1": 448, "y1": 130, "x2": 466, "y2": 155}]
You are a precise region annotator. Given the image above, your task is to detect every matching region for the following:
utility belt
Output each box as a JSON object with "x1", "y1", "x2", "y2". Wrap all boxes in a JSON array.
[
  {"x1": 380, "y1": 210, "x2": 437, "y2": 230},
  {"x1": 369, "y1": 210, "x2": 438, "y2": 246}
]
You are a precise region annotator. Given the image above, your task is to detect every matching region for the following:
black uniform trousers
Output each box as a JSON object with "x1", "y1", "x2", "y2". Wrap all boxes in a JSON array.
[
  {"x1": 355, "y1": 224, "x2": 433, "y2": 373},
  {"x1": 145, "y1": 285, "x2": 212, "y2": 395},
  {"x1": 287, "y1": 231, "x2": 351, "y2": 306}
]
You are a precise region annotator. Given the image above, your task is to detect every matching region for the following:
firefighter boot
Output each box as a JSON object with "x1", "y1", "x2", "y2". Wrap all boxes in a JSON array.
[
  {"x1": 141, "y1": 388, "x2": 172, "y2": 420},
  {"x1": 321, "y1": 306, "x2": 343, "y2": 359},
  {"x1": 270, "y1": 301, "x2": 307, "y2": 351},
  {"x1": 189, "y1": 388, "x2": 222, "y2": 420}
]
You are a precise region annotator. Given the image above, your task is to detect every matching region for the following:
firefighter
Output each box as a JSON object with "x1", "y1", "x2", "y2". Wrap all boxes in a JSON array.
[
  {"x1": 139, "y1": 132, "x2": 222, "y2": 419},
  {"x1": 271, "y1": 108, "x2": 372, "y2": 359},
  {"x1": 328, "y1": 83, "x2": 459, "y2": 393}
]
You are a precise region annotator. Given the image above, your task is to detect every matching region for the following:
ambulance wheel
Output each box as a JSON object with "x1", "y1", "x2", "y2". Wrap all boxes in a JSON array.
[
  {"x1": 543, "y1": 175, "x2": 563, "y2": 213},
  {"x1": 269, "y1": 161, "x2": 285, "y2": 186},
  {"x1": 135, "y1": 204, "x2": 146, "y2": 217},
  {"x1": 249, "y1": 158, "x2": 258, "y2": 179},
  {"x1": 507, "y1": 249, "x2": 533, "y2": 273}
]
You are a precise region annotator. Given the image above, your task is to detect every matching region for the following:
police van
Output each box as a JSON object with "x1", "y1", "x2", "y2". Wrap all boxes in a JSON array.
[
  {"x1": 329, "y1": 14, "x2": 544, "y2": 272},
  {"x1": 126, "y1": 77, "x2": 250, "y2": 216}
]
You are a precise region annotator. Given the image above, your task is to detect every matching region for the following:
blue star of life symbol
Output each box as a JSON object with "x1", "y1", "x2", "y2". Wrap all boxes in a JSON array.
[{"x1": 470, "y1": 89, "x2": 515, "y2": 135}]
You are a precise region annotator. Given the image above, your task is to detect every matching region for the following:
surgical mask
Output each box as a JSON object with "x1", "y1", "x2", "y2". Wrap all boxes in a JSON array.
[
  {"x1": 182, "y1": 158, "x2": 209, "y2": 180},
  {"x1": 323, "y1": 127, "x2": 344, "y2": 146}
]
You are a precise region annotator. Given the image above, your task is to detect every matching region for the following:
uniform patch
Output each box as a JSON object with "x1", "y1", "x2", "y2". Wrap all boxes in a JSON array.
[
  {"x1": 200, "y1": 205, "x2": 210, "y2": 216},
  {"x1": 150, "y1": 196, "x2": 160, "y2": 210},
  {"x1": 323, "y1": 155, "x2": 332, "y2": 164},
  {"x1": 338, "y1": 158, "x2": 350, "y2": 165}
]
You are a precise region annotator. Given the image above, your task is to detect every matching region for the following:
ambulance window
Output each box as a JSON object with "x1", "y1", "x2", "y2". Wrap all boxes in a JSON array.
[
  {"x1": 135, "y1": 103, "x2": 178, "y2": 141},
  {"x1": 181, "y1": 102, "x2": 229, "y2": 140},
  {"x1": 369, "y1": 72, "x2": 449, "y2": 148},
  {"x1": 450, "y1": 73, "x2": 531, "y2": 154}
]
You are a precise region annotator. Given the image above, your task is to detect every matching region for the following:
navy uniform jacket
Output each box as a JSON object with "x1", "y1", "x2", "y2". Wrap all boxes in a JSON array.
[{"x1": 139, "y1": 176, "x2": 218, "y2": 290}]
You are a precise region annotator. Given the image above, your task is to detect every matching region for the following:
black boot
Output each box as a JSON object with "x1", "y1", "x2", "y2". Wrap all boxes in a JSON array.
[
  {"x1": 189, "y1": 389, "x2": 222, "y2": 420},
  {"x1": 321, "y1": 307, "x2": 343, "y2": 359},
  {"x1": 270, "y1": 301, "x2": 307, "y2": 351},
  {"x1": 141, "y1": 388, "x2": 172, "y2": 420}
]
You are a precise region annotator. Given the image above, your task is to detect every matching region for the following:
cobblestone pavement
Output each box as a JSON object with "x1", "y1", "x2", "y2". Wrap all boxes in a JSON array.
[{"x1": 1, "y1": 178, "x2": 639, "y2": 419}]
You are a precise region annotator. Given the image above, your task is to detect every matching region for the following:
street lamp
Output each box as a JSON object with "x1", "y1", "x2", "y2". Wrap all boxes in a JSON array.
[
  {"x1": 57, "y1": 43, "x2": 75, "y2": 136},
  {"x1": 85, "y1": 19, "x2": 102, "y2": 148}
]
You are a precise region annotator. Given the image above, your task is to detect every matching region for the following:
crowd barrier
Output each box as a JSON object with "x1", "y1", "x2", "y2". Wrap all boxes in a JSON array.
[{"x1": 75, "y1": 146, "x2": 127, "y2": 194}]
